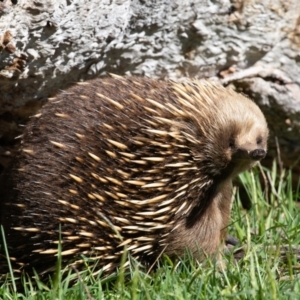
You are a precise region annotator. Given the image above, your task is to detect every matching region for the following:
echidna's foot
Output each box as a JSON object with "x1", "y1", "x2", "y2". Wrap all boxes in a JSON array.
[
  {"x1": 224, "y1": 235, "x2": 245, "y2": 260},
  {"x1": 225, "y1": 235, "x2": 239, "y2": 247}
]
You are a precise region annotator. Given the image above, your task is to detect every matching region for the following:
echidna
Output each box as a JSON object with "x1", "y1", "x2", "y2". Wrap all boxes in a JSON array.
[{"x1": 0, "y1": 76, "x2": 268, "y2": 277}]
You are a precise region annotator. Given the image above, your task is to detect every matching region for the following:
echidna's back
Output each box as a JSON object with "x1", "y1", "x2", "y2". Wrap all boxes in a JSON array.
[{"x1": 0, "y1": 77, "x2": 197, "y2": 276}]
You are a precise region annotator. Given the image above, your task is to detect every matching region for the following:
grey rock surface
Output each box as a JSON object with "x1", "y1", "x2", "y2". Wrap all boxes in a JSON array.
[{"x1": 0, "y1": 0, "x2": 299, "y2": 174}]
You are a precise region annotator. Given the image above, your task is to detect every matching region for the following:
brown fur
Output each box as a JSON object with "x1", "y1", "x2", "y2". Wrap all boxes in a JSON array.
[{"x1": 0, "y1": 76, "x2": 268, "y2": 277}]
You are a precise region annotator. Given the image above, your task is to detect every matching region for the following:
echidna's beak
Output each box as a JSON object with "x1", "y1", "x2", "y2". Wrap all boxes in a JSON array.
[
  {"x1": 249, "y1": 149, "x2": 266, "y2": 160},
  {"x1": 233, "y1": 147, "x2": 266, "y2": 161}
]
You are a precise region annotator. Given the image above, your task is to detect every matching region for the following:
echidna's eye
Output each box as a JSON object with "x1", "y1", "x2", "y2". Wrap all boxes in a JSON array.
[
  {"x1": 256, "y1": 137, "x2": 262, "y2": 146},
  {"x1": 229, "y1": 138, "x2": 235, "y2": 149}
]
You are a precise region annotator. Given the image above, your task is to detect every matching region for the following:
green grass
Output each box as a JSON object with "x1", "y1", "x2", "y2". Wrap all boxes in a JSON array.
[{"x1": 1, "y1": 162, "x2": 300, "y2": 299}]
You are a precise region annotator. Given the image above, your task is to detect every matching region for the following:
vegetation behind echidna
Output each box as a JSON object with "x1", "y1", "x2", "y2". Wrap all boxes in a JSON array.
[{"x1": 1, "y1": 163, "x2": 300, "y2": 299}]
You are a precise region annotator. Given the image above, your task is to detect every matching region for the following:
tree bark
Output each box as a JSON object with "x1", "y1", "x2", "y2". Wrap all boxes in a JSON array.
[{"x1": 0, "y1": 0, "x2": 300, "y2": 176}]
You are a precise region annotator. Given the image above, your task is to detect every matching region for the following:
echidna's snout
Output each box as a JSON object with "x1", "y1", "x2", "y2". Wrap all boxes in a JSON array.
[
  {"x1": 250, "y1": 148, "x2": 266, "y2": 161},
  {"x1": 233, "y1": 147, "x2": 266, "y2": 161}
]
